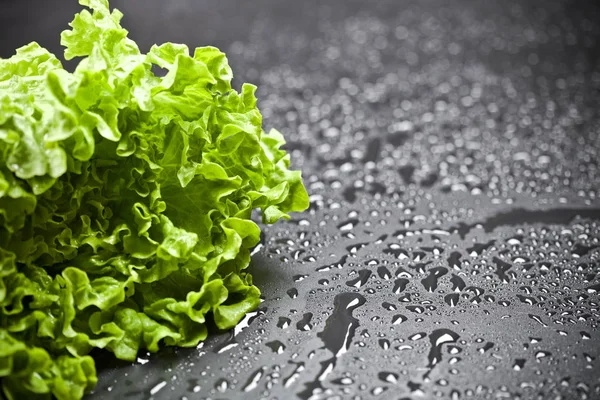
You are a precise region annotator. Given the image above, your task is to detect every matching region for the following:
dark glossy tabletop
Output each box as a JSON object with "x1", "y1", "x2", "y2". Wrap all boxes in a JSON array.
[{"x1": 2, "y1": 1, "x2": 600, "y2": 399}]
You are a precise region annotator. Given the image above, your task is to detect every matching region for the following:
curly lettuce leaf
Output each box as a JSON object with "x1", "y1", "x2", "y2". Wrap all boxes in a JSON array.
[{"x1": 0, "y1": 0, "x2": 308, "y2": 399}]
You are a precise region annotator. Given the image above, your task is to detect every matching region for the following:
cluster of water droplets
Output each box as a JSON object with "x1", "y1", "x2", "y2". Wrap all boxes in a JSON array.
[{"x1": 90, "y1": 0, "x2": 599, "y2": 399}]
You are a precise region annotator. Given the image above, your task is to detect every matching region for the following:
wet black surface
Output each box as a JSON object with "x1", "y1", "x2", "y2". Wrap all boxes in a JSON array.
[{"x1": 2, "y1": 0, "x2": 600, "y2": 399}]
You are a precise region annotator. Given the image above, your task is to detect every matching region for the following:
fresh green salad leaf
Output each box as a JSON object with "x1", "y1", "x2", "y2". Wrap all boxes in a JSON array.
[{"x1": 0, "y1": 0, "x2": 309, "y2": 398}]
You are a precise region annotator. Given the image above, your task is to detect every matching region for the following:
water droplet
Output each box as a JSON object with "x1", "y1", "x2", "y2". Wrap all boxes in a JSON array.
[
  {"x1": 215, "y1": 378, "x2": 228, "y2": 393},
  {"x1": 298, "y1": 293, "x2": 366, "y2": 398},
  {"x1": 242, "y1": 367, "x2": 266, "y2": 392},
  {"x1": 426, "y1": 329, "x2": 460, "y2": 373},
  {"x1": 493, "y1": 257, "x2": 513, "y2": 283},
  {"x1": 395, "y1": 267, "x2": 413, "y2": 279},
  {"x1": 398, "y1": 293, "x2": 412, "y2": 302},
  {"x1": 284, "y1": 362, "x2": 305, "y2": 388},
  {"x1": 384, "y1": 244, "x2": 410, "y2": 259},
  {"x1": 450, "y1": 274, "x2": 466, "y2": 292},
  {"x1": 409, "y1": 332, "x2": 427, "y2": 341},
  {"x1": 377, "y1": 266, "x2": 392, "y2": 280},
  {"x1": 338, "y1": 218, "x2": 358, "y2": 231},
  {"x1": 316, "y1": 254, "x2": 349, "y2": 272},
  {"x1": 586, "y1": 283, "x2": 600, "y2": 293},
  {"x1": 513, "y1": 359, "x2": 526, "y2": 371},
  {"x1": 347, "y1": 242, "x2": 369, "y2": 254},
  {"x1": 296, "y1": 313, "x2": 314, "y2": 331},
  {"x1": 580, "y1": 331, "x2": 591, "y2": 340},
  {"x1": 371, "y1": 386, "x2": 388, "y2": 396},
  {"x1": 277, "y1": 317, "x2": 291, "y2": 329},
  {"x1": 516, "y1": 295, "x2": 538, "y2": 306},
  {"x1": 293, "y1": 274, "x2": 309, "y2": 282},
  {"x1": 467, "y1": 240, "x2": 496, "y2": 257},
  {"x1": 378, "y1": 372, "x2": 399, "y2": 384},
  {"x1": 528, "y1": 314, "x2": 548, "y2": 327},
  {"x1": 392, "y1": 314, "x2": 408, "y2": 325},
  {"x1": 535, "y1": 350, "x2": 551, "y2": 359},
  {"x1": 445, "y1": 293, "x2": 460, "y2": 307},
  {"x1": 346, "y1": 269, "x2": 371, "y2": 288},
  {"x1": 393, "y1": 278, "x2": 409, "y2": 294},
  {"x1": 149, "y1": 380, "x2": 167, "y2": 396},
  {"x1": 331, "y1": 377, "x2": 354, "y2": 385},
  {"x1": 448, "y1": 251, "x2": 462, "y2": 270},
  {"x1": 408, "y1": 381, "x2": 424, "y2": 395},
  {"x1": 421, "y1": 267, "x2": 448, "y2": 292},
  {"x1": 266, "y1": 340, "x2": 286, "y2": 354},
  {"x1": 477, "y1": 342, "x2": 494, "y2": 353},
  {"x1": 216, "y1": 341, "x2": 239, "y2": 354}
]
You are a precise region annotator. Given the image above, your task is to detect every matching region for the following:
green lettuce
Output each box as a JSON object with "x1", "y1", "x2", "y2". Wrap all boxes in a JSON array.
[{"x1": 0, "y1": 0, "x2": 309, "y2": 398}]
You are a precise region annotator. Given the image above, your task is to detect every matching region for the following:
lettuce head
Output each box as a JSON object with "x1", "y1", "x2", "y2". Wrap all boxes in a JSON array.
[{"x1": 0, "y1": 0, "x2": 308, "y2": 398}]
